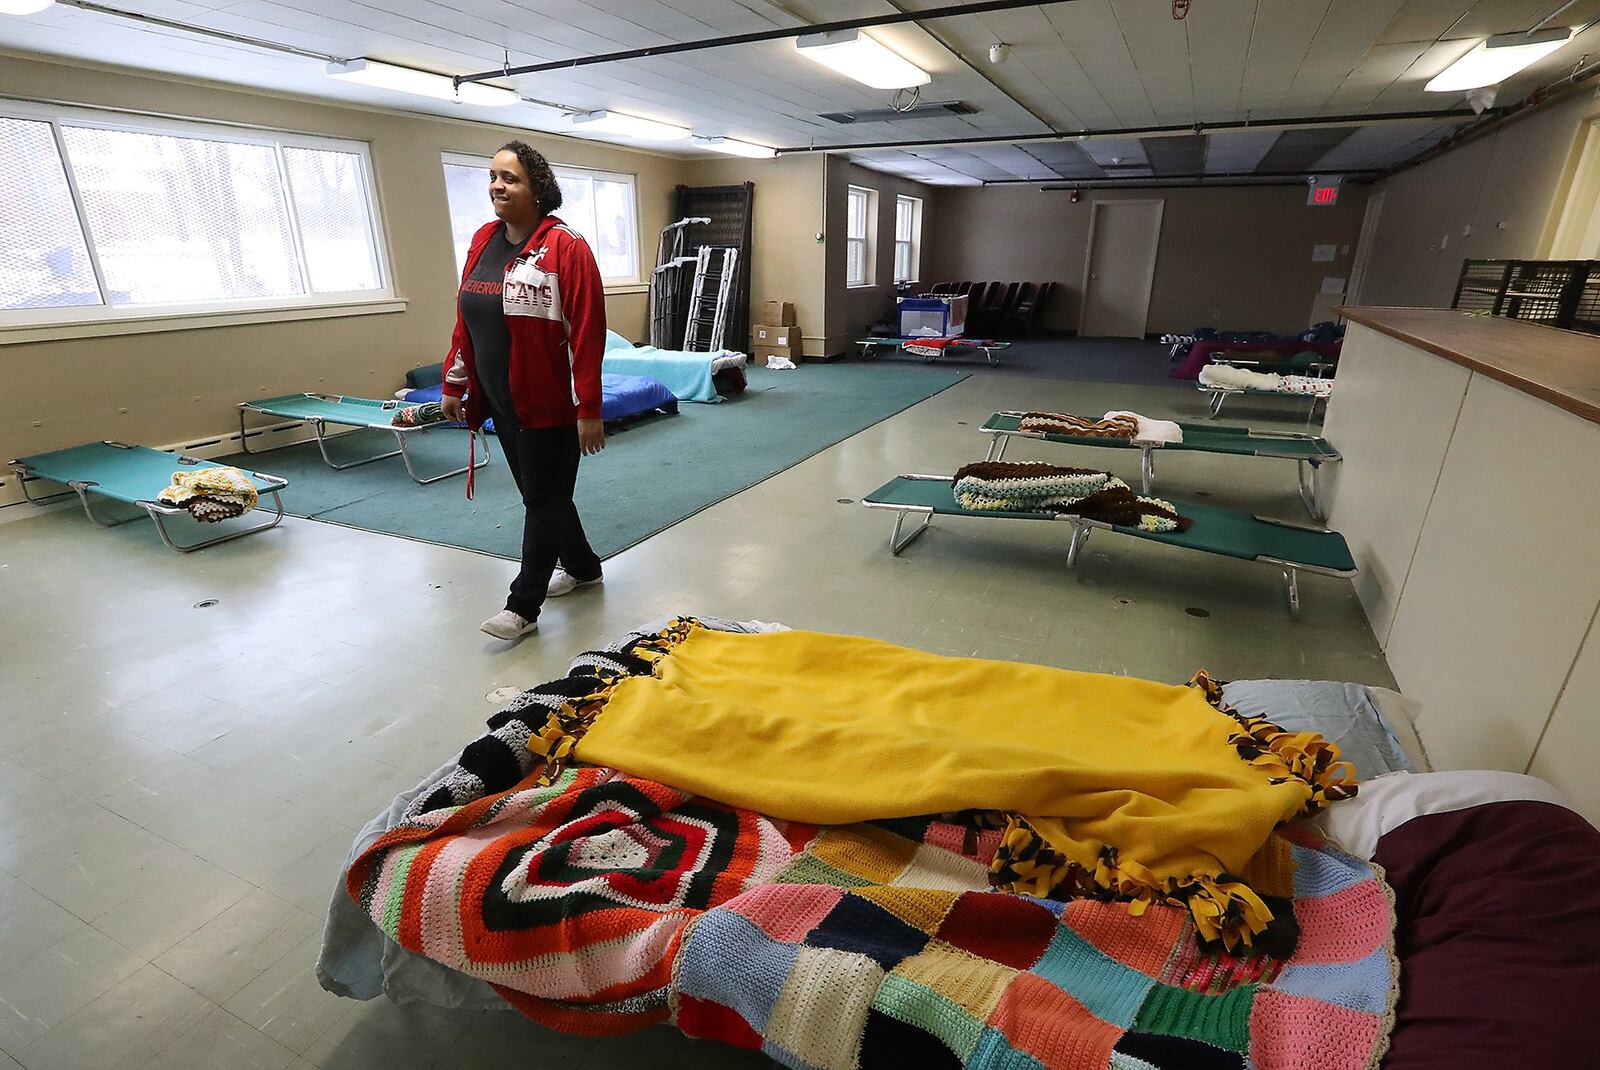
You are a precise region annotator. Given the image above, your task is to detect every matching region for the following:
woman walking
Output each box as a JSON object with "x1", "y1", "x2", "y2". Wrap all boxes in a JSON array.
[{"x1": 441, "y1": 140, "x2": 606, "y2": 642}]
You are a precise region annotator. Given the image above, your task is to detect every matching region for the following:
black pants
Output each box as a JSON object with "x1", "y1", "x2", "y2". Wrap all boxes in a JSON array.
[{"x1": 491, "y1": 412, "x2": 601, "y2": 621}]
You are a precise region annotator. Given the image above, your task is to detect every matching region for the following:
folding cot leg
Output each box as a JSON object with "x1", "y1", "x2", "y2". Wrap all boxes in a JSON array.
[
  {"x1": 393, "y1": 427, "x2": 492, "y2": 485},
  {"x1": 1282, "y1": 567, "x2": 1301, "y2": 620},
  {"x1": 984, "y1": 434, "x2": 1011, "y2": 463},
  {"x1": 236, "y1": 407, "x2": 259, "y2": 455},
  {"x1": 1207, "y1": 392, "x2": 1227, "y2": 419},
  {"x1": 1297, "y1": 459, "x2": 1325, "y2": 521},
  {"x1": 888, "y1": 509, "x2": 933, "y2": 555},
  {"x1": 71, "y1": 483, "x2": 143, "y2": 528},
  {"x1": 144, "y1": 490, "x2": 287, "y2": 553},
  {"x1": 1139, "y1": 446, "x2": 1156, "y2": 496},
  {"x1": 11, "y1": 466, "x2": 76, "y2": 507},
  {"x1": 310, "y1": 418, "x2": 403, "y2": 471},
  {"x1": 1065, "y1": 522, "x2": 1091, "y2": 569}
]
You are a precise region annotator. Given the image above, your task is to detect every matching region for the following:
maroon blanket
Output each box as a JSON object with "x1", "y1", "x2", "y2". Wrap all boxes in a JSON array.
[{"x1": 1376, "y1": 800, "x2": 1600, "y2": 1069}]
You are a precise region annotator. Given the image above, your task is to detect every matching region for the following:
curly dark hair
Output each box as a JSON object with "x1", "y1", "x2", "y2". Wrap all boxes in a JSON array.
[{"x1": 499, "y1": 140, "x2": 563, "y2": 215}]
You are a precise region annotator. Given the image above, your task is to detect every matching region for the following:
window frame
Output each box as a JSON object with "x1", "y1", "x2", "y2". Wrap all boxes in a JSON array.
[
  {"x1": 894, "y1": 194, "x2": 922, "y2": 284},
  {"x1": 846, "y1": 185, "x2": 876, "y2": 288},
  {"x1": 0, "y1": 97, "x2": 395, "y2": 336},
  {"x1": 441, "y1": 152, "x2": 645, "y2": 287}
]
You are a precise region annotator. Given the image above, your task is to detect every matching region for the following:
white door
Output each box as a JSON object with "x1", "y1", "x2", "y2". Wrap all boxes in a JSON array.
[
  {"x1": 1080, "y1": 199, "x2": 1164, "y2": 338},
  {"x1": 1345, "y1": 189, "x2": 1385, "y2": 307}
]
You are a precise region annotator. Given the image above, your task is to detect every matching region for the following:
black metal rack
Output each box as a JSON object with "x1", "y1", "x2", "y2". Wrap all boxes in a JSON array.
[
  {"x1": 670, "y1": 183, "x2": 754, "y2": 352},
  {"x1": 1452, "y1": 258, "x2": 1600, "y2": 336}
]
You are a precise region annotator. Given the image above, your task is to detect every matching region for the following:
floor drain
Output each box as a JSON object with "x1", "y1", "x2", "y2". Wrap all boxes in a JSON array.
[
  {"x1": 1185, "y1": 606, "x2": 1211, "y2": 618},
  {"x1": 192, "y1": 599, "x2": 219, "y2": 609},
  {"x1": 836, "y1": 497, "x2": 855, "y2": 504},
  {"x1": 1114, "y1": 596, "x2": 1136, "y2": 606}
]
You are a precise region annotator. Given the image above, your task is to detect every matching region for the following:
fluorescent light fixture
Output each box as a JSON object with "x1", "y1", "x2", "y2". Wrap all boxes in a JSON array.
[
  {"x1": 325, "y1": 59, "x2": 518, "y2": 107},
  {"x1": 795, "y1": 28, "x2": 930, "y2": 90},
  {"x1": 693, "y1": 135, "x2": 777, "y2": 159},
  {"x1": 0, "y1": 0, "x2": 55, "y2": 14},
  {"x1": 1425, "y1": 28, "x2": 1572, "y2": 92},
  {"x1": 569, "y1": 110, "x2": 692, "y2": 141}
]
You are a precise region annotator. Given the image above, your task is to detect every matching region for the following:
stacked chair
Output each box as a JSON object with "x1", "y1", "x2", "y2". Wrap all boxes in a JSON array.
[{"x1": 926, "y1": 280, "x2": 1054, "y2": 338}]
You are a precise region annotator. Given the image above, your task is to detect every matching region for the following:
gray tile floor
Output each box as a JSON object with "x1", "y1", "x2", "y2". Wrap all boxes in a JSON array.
[{"x1": 0, "y1": 362, "x2": 1391, "y2": 1068}]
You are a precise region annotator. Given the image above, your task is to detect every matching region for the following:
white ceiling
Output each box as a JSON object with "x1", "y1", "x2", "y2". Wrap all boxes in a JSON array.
[{"x1": 2, "y1": 0, "x2": 1596, "y2": 185}]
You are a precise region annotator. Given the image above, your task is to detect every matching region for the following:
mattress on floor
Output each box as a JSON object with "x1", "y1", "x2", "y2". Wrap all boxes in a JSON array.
[
  {"x1": 601, "y1": 330, "x2": 747, "y2": 403},
  {"x1": 400, "y1": 372, "x2": 678, "y2": 427}
]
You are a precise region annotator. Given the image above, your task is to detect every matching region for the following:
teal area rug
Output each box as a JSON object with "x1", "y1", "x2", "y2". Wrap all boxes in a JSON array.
[{"x1": 222, "y1": 363, "x2": 968, "y2": 559}]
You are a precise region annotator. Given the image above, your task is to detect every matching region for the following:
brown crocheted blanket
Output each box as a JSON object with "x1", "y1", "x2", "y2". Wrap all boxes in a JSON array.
[{"x1": 1017, "y1": 411, "x2": 1138, "y2": 438}]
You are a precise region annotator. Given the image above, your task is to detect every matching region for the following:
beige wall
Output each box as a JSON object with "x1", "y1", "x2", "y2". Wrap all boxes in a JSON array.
[
  {"x1": 1359, "y1": 89, "x2": 1600, "y2": 308},
  {"x1": 923, "y1": 183, "x2": 1368, "y2": 336},
  {"x1": 0, "y1": 53, "x2": 685, "y2": 475},
  {"x1": 822, "y1": 159, "x2": 941, "y2": 354},
  {"x1": 677, "y1": 154, "x2": 828, "y2": 358}
]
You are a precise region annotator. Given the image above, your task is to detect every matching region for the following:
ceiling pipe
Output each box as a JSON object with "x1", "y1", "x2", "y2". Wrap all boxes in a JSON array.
[
  {"x1": 56, "y1": 0, "x2": 341, "y2": 61},
  {"x1": 453, "y1": 0, "x2": 1082, "y2": 86},
  {"x1": 772, "y1": 107, "x2": 1482, "y2": 155},
  {"x1": 977, "y1": 167, "x2": 1385, "y2": 187},
  {"x1": 1029, "y1": 178, "x2": 1358, "y2": 191}
]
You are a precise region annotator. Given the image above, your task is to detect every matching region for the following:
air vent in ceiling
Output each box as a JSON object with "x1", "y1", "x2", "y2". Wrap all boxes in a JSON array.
[{"x1": 820, "y1": 101, "x2": 977, "y2": 124}]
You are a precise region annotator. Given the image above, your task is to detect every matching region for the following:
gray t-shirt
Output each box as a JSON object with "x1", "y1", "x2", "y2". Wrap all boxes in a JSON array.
[{"x1": 458, "y1": 224, "x2": 523, "y2": 425}]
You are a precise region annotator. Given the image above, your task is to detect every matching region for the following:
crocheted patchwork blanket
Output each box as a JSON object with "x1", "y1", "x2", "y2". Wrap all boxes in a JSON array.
[
  {"x1": 952, "y1": 461, "x2": 1192, "y2": 533},
  {"x1": 679, "y1": 818, "x2": 1396, "y2": 1070},
  {"x1": 346, "y1": 762, "x2": 1397, "y2": 1067},
  {"x1": 156, "y1": 465, "x2": 259, "y2": 522}
]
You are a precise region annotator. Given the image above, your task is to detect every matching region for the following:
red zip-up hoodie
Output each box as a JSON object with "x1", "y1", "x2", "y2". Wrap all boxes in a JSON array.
[{"x1": 441, "y1": 214, "x2": 606, "y2": 430}]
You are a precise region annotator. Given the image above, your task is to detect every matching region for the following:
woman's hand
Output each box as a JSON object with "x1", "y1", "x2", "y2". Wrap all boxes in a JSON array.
[
  {"x1": 577, "y1": 418, "x2": 605, "y2": 456},
  {"x1": 441, "y1": 394, "x2": 464, "y2": 423}
]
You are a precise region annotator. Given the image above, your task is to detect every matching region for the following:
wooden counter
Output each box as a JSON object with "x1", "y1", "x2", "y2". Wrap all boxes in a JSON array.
[
  {"x1": 1338, "y1": 305, "x2": 1600, "y2": 423},
  {"x1": 1322, "y1": 309, "x2": 1600, "y2": 821}
]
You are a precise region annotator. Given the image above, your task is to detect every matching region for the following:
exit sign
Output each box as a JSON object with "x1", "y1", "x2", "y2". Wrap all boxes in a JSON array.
[{"x1": 1307, "y1": 177, "x2": 1341, "y2": 206}]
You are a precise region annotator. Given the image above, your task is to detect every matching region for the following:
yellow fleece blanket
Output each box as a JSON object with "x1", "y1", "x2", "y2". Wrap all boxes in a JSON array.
[{"x1": 536, "y1": 620, "x2": 1355, "y2": 947}]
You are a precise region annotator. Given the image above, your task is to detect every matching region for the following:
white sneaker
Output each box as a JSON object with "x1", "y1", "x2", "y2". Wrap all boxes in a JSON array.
[
  {"x1": 547, "y1": 568, "x2": 603, "y2": 597},
  {"x1": 480, "y1": 610, "x2": 537, "y2": 641}
]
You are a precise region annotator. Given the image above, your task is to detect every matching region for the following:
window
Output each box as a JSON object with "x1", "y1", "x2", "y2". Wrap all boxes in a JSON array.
[
  {"x1": 846, "y1": 185, "x2": 875, "y2": 287},
  {"x1": 0, "y1": 102, "x2": 386, "y2": 324},
  {"x1": 555, "y1": 166, "x2": 639, "y2": 282},
  {"x1": 894, "y1": 194, "x2": 922, "y2": 283},
  {"x1": 441, "y1": 154, "x2": 640, "y2": 283}
]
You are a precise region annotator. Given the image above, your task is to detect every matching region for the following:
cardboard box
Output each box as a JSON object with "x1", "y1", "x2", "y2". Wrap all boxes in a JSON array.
[
  {"x1": 761, "y1": 300, "x2": 798, "y2": 326},
  {"x1": 752, "y1": 322, "x2": 803, "y2": 360}
]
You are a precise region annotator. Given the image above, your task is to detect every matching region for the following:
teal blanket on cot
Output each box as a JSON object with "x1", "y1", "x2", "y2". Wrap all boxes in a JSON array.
[{"x1": 601, "y1": 330, "x2": 731, "y2": 404}]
